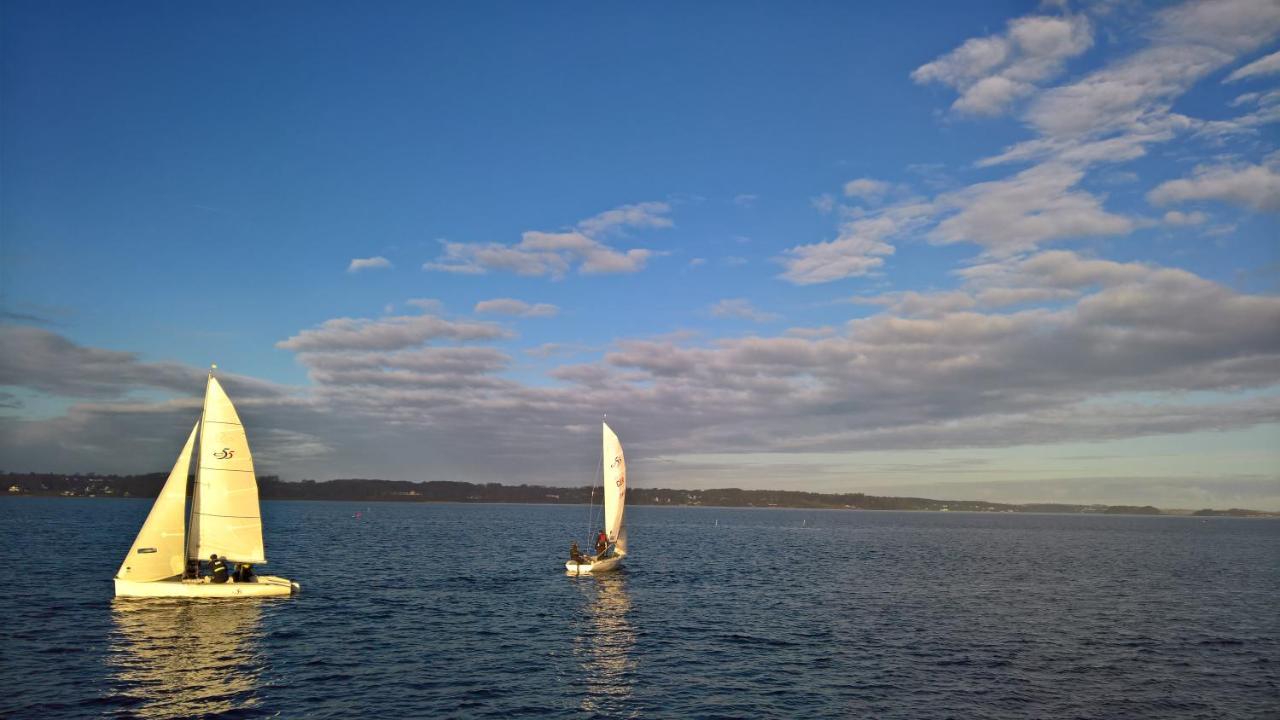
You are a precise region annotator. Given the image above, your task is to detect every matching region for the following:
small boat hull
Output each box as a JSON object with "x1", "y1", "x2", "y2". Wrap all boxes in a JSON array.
[
  {"x1": 565, "y1": 553, "x2": 624, "y2": 574},
  {"x1": 114, "y1": 575, "x2": 299, "y2": 598}
]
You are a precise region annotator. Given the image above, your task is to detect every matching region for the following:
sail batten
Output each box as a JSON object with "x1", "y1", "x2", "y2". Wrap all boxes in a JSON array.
[
  {"x1": 117, "y1": 423, "x2": 198, "y2": 581},
  {"x1": 191, "y1": 376, "x2": 266, "y2": 564}
]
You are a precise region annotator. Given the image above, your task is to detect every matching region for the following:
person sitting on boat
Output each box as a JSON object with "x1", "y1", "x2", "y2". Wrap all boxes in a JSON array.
[
  {"x1": 209, "y1": 554, "x2": 229, "y2": 584},
  {"x1": 569, "y1": 541, "x2": 584, "y2": 564},
  {"x1": 234, "y1": 563, "x2": 255, "y2": 582},
  {"x1": 595, "y1": 529, "x2": 609, "y2": 558}
]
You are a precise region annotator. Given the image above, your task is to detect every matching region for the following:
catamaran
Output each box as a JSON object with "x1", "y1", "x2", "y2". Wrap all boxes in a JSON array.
[
  {"x1": 566, "y1": 422, "x2": 628, "y2": 574},
  {"x1": 114, "y1": 366, "x2": 299, "y2": 598}
]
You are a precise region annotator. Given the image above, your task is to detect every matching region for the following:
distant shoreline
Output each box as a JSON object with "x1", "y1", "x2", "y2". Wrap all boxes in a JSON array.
[
  {"x1": 3, "y1": 472, "x2": 1275, "y2": 517},
  {"x1": 8, "y1": 494, "x2": 1279, "y2": 519}
]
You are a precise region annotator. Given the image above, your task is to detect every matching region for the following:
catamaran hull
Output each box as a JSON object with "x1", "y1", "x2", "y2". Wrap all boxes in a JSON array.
[
  {"x1": 114, "y1": 575, "x2": 299, "y2": 598},
  {"x1": 565, "y1": 554, "x2": 624, "y2": 574}
]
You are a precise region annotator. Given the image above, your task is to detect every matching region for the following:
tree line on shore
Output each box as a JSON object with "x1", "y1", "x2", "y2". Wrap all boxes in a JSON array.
[{"x1": 2, "y1": 471, "x2": 1271, "y2": 516}]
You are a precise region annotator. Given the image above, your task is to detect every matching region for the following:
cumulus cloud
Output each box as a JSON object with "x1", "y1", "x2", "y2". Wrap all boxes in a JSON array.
[
  {"x1": 931, "y1": 163, "x2": 1134, "y2": 255},
  {"x1": 474, "y1": 298, "x2": 559, "y2": 318},
  {"x1": 1224, "y1": 48, "x2": 1280, "y2": 82},
  {"x1": 778, "y1": 202, "x2": 932, "y2": 284},
  {"x1": 347, "y1": 256, "x2": 392, "y2": 272},
  {"x1": 709, "y1": 299, "x2": 781, "y2": 323},
  {"x1": 5, "y1": 251, "x2": 1279, "y2": 503},
  {"x1": 405, "y1": 298, "x2": 444, "y2": 313},
  {"x1": 1163, "y1": 210, "x2": 1209, "y2": 226},
  {"x1": 1147, "y1": 159, "x2": 1280, "y2": 212},
  {"x1": 843, "y1": 178, "x2": 891, "y2": 202},
  {"x1": 575, "y1": 201, "x2": 672, "y2": 236},
  {"x1": 972, "y1": 0, "x2": 1280, "y2": 174},
  {"x1": 1026, "y1": 0, "x2": 1280, "y2": 140},
  {"x1": 0, "y1": 324, "x2": 286, "y2": 400},
  {"x1": 276, "y1": 313, "x2": 508, "y2": 353},
  {"x1": 912, "y1": 13, "x2": 1092, "y2": 115},
  {"x1": 425, "y1": 202, "x2": 668, "y2": 278}
]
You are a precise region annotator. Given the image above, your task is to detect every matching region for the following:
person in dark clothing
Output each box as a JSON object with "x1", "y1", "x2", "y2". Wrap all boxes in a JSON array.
[
  {"x1": 595, "y1": 530, "x2": 608, "y2": 558},
  {"x1": 234, "y1": 563, "x2": 255, "y2": 582},
  {"x1": 569, "y1": 541, "x2": 583, "y2": 564},
  {"x1": 210, "y1": 554, "x2": 229, "y2": 584}
]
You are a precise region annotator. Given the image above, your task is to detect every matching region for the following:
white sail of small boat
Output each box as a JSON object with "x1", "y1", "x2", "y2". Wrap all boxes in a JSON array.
[
  {"x1": 115, "y1": 367, "x2": 299, "y2": 598},
  {"x1": 566, "y1": 421, "x2": 628, "y2": 574},
  {"x1": 188, "y1": 375, "x2": 266, "y2": 564}
]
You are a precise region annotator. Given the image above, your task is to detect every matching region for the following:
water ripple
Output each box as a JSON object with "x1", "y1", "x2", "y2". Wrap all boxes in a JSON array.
[{"x1": 0, "y1": 499, "x2": 1277, "y2": 718}]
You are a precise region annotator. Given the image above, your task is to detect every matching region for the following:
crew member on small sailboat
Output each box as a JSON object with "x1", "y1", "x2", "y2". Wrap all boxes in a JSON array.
[
  {"x1": 210, "y1": 554, "x2": 229, "y2": 584},
  {"x1": 113, "y1": 366, "x2": 299, "y2": 598},
  {"x1": 565, "y1": 422, "x2": 629, "y2": 574}
]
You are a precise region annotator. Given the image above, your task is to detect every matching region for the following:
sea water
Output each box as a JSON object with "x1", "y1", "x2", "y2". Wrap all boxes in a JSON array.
[{"x1": 1, "y1": 498, "x2": 1276, "y2": 718}]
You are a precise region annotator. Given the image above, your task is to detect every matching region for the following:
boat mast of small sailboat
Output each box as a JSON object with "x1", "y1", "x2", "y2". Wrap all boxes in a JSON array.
[
  {"x1": 114, "y1": 365, "x2": 297, "y2": 598},
  {"x1": 185, "y1": 364, "x2": 268, "y2": 572},
  {"x1": 566, "y1": 421, "x2": 628, "y2": 574}
]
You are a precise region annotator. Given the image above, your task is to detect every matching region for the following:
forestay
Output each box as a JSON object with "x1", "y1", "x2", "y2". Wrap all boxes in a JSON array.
[
  {"x1": 190, "y1": 376, "x2": 266, "y2": 563},
  {"x1": 117, "y1": 423, "x2": 198, "y2": 581},
  {"x1": 602, "y1": 422, "x2": 627, "y2": 545}
]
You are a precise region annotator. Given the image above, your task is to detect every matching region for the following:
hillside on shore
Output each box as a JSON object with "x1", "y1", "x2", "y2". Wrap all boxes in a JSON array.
[{"x1": 4, "y1": 471, "x2": 1275, "y2": 517}]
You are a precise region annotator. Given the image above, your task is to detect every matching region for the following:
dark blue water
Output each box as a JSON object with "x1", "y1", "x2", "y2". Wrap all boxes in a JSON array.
[{"x1": 1, "y1": 498, "x2": 1276, "y2": 719}]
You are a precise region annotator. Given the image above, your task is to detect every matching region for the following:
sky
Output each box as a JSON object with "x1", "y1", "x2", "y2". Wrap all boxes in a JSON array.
[{"x1": 2, "y1": 0, "x2": 1278, "y2": 509}]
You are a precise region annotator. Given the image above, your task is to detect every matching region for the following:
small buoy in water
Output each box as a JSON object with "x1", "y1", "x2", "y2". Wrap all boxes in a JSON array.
[{"x1": 354, "y1": 511, "x2": 362, "y2": 519}]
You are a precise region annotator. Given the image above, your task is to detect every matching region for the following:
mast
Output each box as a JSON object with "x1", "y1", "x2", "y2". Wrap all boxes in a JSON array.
[{"x1": 184, "y1": 363, "x2": 214, "y2": 577}]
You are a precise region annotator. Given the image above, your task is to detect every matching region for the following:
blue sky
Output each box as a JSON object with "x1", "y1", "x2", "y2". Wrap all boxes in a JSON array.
[{"x1": 2, "y1": 0, "x2": 1278, "y2": 508}]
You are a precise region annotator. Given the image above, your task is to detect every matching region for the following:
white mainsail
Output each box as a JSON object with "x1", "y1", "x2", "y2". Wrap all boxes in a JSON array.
[
  {"x1": 117, "y1": 423, "x2": 198, "y2": 582},
  {"x1": 190, "y1": 376, "x2": 266, "y2": 563},
  {"x1": 602, "y1": 422, "x2": 626, "y2": 546}
]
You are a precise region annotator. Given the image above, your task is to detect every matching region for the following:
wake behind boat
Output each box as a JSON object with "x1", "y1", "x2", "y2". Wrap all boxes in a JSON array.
[
  {"x1": 566, "y1": 422, "x2": 628, "y2": 575},
  {"x1": 114, "y1": 366, "x2": 299, "y2": 598}
]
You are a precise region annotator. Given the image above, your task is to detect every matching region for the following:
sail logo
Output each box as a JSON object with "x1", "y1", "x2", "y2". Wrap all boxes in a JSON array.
[
  {"x1": 616, "y1": 474, "x2": 625, "y2": 488},
  {"x1": 213, "y1": 448, "x2": 235, "y2": 460},
  {"x1": 611, "y1": 455, "x2": 622, "y2": 468}
]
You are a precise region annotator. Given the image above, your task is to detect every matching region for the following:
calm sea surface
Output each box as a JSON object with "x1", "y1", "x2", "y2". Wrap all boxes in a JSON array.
[{"x1": 0, "y1": 498, "x2": 1276, "y2": 719}]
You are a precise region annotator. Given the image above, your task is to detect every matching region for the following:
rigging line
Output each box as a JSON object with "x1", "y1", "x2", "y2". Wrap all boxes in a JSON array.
[{"x1": 585, "y1": 446, "x2": 603, "y2": 546}]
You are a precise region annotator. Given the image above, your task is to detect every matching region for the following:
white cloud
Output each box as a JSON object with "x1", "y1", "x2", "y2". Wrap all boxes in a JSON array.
[
  {"x1": 912, "y1": 14, "x2": 1092, "y2": 116},
  {"x1": 709, "y1": 299, "x2": 781, "y2": 323},
  {"x1": 575, "y1": 201, "x2": 672, "y2": 236},
  {"x1": 425, "y1": 202, "x2": 667, "y2": 278},
  {"x1": 6, "y1": 251, "x2": 1279, "y2": 505},
  {"x1": 843, "y1": 178, "x2": 891, "y2": 202},
  {"x1": 1148, "y1": 160, "x2": 1280, "y2": 212},
  {"x1": 347, "y1": 256, "x2": 392, "y2": 272},
  {"x1": 931, "y1": 163, "x2": 1134, "y2": 255},
  {"x1": 733, "y1": 194, "x2": 759, "y2": 208},
  {"x1": 1027, "y1": 0, "x2": 1280, "y2": 140},
  {"x1": 0, "y1": 325, "x2": 287, "y2": 400},
  {"x1": 276, "y1": 313, "x2": 508, "y2": 353},
  {"x1": 473, "y1": 298, "x2": 559, "y2": 318},
  {"x1": 1224, "y1": 48, "x2": 1280, "y2": 82},
  {"x1": 779, "y1": 231, "x2": 895, "y2": 285},
  {"x1": 778, "y1": 201, "x2": 932, "y2": 284},
  {"x1": 811, "y1": 193, "x2": 836, "y2": 214},
  {"x1": 1163, "y1": 210, "x2": 1209, "y2": 226},
  {"x1": 405, "y1": 298, "x2": 444, "y2": 313}
]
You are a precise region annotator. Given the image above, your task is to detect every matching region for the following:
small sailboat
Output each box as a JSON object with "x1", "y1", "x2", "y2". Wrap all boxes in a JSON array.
[
  {"x1": 567, "y1": 422, "x2": 628, "y2": 574},
  {"x1": 114, "y1": 367, "x2": 299, "y2": 598}
]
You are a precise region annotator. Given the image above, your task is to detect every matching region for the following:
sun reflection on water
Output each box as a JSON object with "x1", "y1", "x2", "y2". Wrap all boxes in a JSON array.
[
  {"x1": 107, "y1": 599, "x2": 265, "y2": 719},
  {"x1": 572, "y1": 573, "x2": 636, "y2": 716}
]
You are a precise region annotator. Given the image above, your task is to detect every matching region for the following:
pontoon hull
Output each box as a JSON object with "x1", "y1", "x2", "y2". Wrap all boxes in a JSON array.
[
  {"x1": 114, "y1": 575, "x2": 299, "y2": 598},
  {"x1": 565, "y1": 554, "x2": 624, "y2": 574}
]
